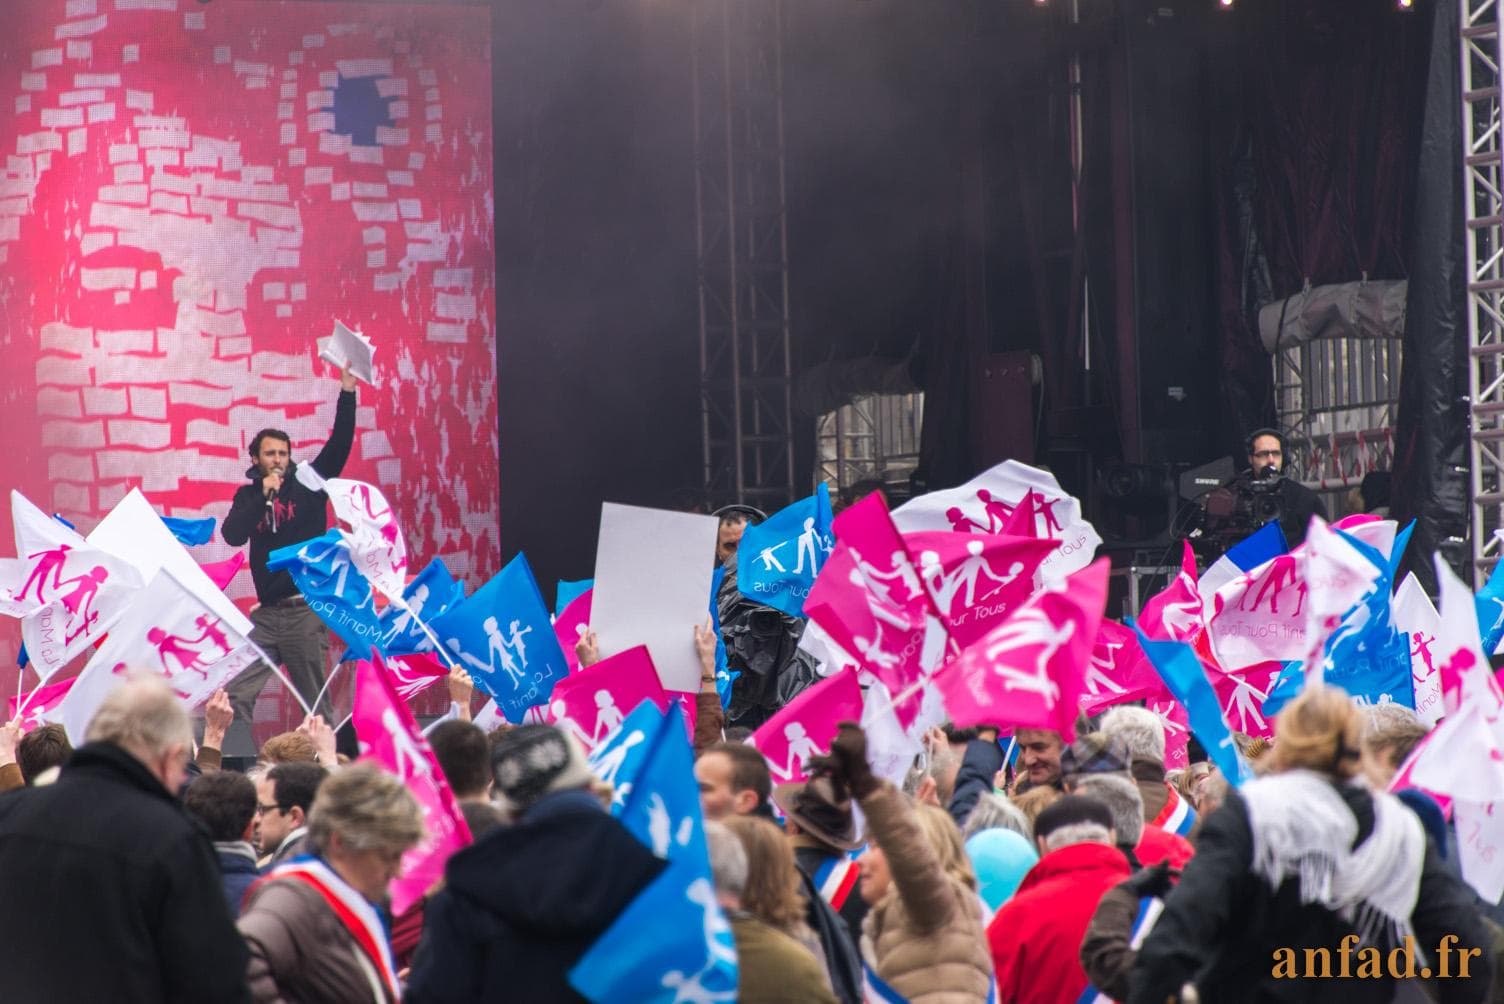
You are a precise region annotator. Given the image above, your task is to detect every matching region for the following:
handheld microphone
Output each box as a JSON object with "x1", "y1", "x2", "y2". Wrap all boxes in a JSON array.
[{"x1": 266, "y1": 467, "x2": 285, "y2": 531}]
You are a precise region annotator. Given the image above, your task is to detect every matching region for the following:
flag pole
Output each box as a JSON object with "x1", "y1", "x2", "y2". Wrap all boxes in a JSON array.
[
  {"x1": 307, "y1": 660, "x2": 346, "y2": 721},
  {"x1": 245, "y1": 638, "x2": 314, "y2": 719}
]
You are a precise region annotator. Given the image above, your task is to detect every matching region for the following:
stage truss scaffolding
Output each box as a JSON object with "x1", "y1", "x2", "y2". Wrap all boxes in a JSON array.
[
  {"x1": 691, "y1": 0, "x2": 797, "y2": 511},
  {"x1": 1464, "y1": 0, "x2": 1504, "y2": 572}
]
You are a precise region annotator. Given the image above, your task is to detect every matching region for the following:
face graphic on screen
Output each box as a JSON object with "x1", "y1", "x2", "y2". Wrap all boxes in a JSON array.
[{"x1": 0, "y1": 2, "x2": 498, "y2": 601}]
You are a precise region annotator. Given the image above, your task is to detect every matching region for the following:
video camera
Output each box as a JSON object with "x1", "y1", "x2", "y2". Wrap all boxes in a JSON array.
[{"x1": 1174, "y1": 458, "x2": 1284, "y2": 560}]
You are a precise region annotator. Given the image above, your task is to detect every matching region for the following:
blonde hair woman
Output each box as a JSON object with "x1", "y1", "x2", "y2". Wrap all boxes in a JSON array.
[
  {"x1": 1131, "y1": 687, "x2": 1491, "y2": 1003},
  {"x1": 723, "y1": 815, "x2": 831, "y2": 989}
]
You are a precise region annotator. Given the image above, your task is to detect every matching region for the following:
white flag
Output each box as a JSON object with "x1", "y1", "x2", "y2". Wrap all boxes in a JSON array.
[
  {"x1": 57, "y1": 569, "x2": 256, "y2": 744},
  {"x1": 891, "y1": 460, "x2": 1101, "y2": 582},
  {"x1": 1390, "y1": 573, "x2": 1444, "y2": 726},
  {"x1": 324, "y1": 478, "x2": 409, "y2": 603}
]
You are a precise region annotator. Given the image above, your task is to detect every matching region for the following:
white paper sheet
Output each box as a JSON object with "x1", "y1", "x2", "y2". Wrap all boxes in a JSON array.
[
  {"x1": 590, "y1": 503, "x2": 719, "y2": 693},
  {"x1": 317, "y1": 320, "x2": 375, "y2": 384},
  {"x1": 87, "y1": 489, "x2": 253, "y2": 635}
]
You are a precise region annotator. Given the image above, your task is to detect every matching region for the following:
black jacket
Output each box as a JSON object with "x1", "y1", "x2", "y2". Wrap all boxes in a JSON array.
[
  {"x1": 405, "y1": 789, "x2": 666, "y2": 1003},
  {"x1": 793, "y1": 846, "x2": 867, "y2": 1004},
  {"x1": 0, "y1": 742, "x2": 250, "y2": 1004},
  {"x1": 222, "y1": 389, "x2": 356, "y2": 603},
  {"x1": 1129, "y1": 784, "x2": 1491, "y2": 1004},
  {"x1": 1226, "y1": 470, "x2": 1328, "y2": 549},
  {"x1": 948, "y1": 736, "x2": 1004, "y2": 830}
]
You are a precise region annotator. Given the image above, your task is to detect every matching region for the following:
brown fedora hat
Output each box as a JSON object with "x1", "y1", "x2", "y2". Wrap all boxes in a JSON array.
[{"x1": 772, "y1": 775, "x2": 863, "y2": 852}]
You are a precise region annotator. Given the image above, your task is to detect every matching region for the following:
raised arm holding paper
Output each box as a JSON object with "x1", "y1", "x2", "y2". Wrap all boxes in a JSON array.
[{"x1": 221, "y1": 362, "x2": 359, "y2": 725}]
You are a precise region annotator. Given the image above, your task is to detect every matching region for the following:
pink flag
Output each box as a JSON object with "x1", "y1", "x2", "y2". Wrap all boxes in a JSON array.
[
  {"x1": 932, "y1": 558, "x2": 1109, "y2": 739},
  {"x1": 56, "y1": 569, "x2": 257, "y2": 743},
  {"x1": 1147, "y1": 696, "x2": 1191, "y2": 769},
  {"x1": 353, "y1": 655, "x2": 472, "y2": 917},
  {"x1": 903, "y1": 530, "x2": 1057, "y2": 647},
  {"x1": 8, "y1": 675, "x2": 76, "y2": 730},
  {"x1": 1078, "y1": 619, "x2": 1161, "y2": 716},
  {"x1": 382, "y1": 652, "x2": 449, "y2": 703},
  {"x1": 805, "y1": 543, "x2": 928, "y2": 701},
  {"x1": 546, "y1": 645, "x2": 671, "y2": 753},
  {"x1": 554, "y1": 588, "x2": 593, "y2": 673},
  {"x1": 750, "y1": 668, "x2": 865, "y2": 785},
  {"x1": 324, "y1": 479, "x2": 409, "y2": 602},
  {"x1": 197, "y1": 552, "x2": 246, "y2": 592},
  {"x1": 1204, "y1": 659, "x2": 1281, "y2": 739},
  {"x1": 1137, "y1": 542, "x2": 1204, "y2": 643}
]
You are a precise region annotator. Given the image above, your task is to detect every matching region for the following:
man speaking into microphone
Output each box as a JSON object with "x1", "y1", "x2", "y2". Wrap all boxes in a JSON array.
[{"x1": 221, "y1": 363, "x2": 359, "y2": 727}]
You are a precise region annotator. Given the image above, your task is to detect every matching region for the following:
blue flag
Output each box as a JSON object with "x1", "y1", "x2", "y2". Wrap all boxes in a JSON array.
[
  {"x1": 708, "y1": 566, "x2": 737, "y2": 709},
  {"x1": 366, "y1": 557, "x2": 466, "y2": 660},
  {"x1": 735, "y1": 484, "x2": 834, "y2": 617},
  {"x1": 1134, "y1": 627, "x2": 1249, "y2": 784},
  {"x1": 1260, "y1": 660, "x2": 1304, "y2": 719},
  {"x1": 587, "y1": 699, "x2": 667, "y2": 814},
  {"x1": 1477, "y1": 557, "x2": 1504, "y2": 656},
  {"x1": 1317, "y1": 528, "x2": 1414, "y2": 709},
  {"x1": 1228, "y1": 520, "x2": 1289, "y2": 570},
  {"x1": 555, "y1": 578, "x2": 593, "y2": 617},
  {"x1": 429, "y1": 552, "x2": 568, "y2": 723},
  {"x1": 570, "y1": 703, "x2": 738, "y2": 1001},
  {"x1": 268, "y1": 531, "x2": 385, "y2": 656},
  {"x1": 159, "y1": 514, "x2": 216, "y2": 547}
]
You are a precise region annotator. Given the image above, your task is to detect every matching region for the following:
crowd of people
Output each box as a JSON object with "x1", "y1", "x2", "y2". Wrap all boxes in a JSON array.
[{"x1": 0, "y1": 649, "x2": 1496, "y2": 1003}]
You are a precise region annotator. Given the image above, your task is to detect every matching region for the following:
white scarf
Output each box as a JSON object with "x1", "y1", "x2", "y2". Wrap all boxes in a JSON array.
[{"x1": 1240, "y1": 769, "x2": 1423, "y2": 946}]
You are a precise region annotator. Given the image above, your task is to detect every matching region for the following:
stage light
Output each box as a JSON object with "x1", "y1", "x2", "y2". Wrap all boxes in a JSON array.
[
  {"x1": 1397, "y1": 0, "x2": 1415, "y2": 10},
  {"x1": 1217, "y1": 0, "x2": 1234, "y2": 8}
]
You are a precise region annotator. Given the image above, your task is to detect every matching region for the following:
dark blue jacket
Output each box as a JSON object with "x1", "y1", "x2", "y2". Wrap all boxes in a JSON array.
[
  {"x1": 406, "y1": 789, "x2": 665, "y2": 1003},
  {"x1": 216, "y1": 843, "x2": 260, "y2": 917}
]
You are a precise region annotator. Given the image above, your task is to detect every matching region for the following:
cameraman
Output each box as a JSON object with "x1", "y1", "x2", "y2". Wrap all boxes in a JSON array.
[{"x1": 1229, "y1": 428, "x2": 1327, "y2": 547}]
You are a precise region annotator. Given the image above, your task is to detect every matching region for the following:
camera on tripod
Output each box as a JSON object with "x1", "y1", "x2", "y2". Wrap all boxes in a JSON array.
[{"x1": 1189, "y1": 473, "x2": 1283, "y2": 557}]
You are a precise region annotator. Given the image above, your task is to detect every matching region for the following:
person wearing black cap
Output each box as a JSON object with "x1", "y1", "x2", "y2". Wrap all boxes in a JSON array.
[
  {"x1": 405, "y1": 725, "x2": 665, "y2": 1003},
  {"x1": 1232, "y1": 428, "x2": 1327, "y2": 548},
  {"x1": 987, "y1": 794, "x2": 1133, "y2": 1003}
]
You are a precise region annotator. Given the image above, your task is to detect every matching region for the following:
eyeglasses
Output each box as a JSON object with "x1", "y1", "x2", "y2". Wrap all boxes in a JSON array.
[
  {"x1": 1251, "y1": 450, "x2": 1282, "y2": 460},
  {"x1": 256, "y1": 803, "x2": 284, "y2": 816}
]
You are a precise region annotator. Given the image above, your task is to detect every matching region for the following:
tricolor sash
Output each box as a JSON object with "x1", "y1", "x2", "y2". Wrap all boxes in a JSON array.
[
  {"x1": 1075, "y1": 895, "x2": 1166, "y2": 1003},
  {"x1": 814, "y1": 855, "x2": 862, "y2": 912},
  {"x1": 261, "y1": 857, "x2": 401, "y2": 1002},
  {"x1": 863, "y1": 960, "x2": 996, "y2": 1004},
  {"x1": 1152, "y1": 783, "x2": 1197, "y2": 838}
]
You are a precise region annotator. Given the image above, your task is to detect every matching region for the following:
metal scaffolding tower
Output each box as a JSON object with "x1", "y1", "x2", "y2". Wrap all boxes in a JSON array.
[
  {"x1": 691, "y1": 0, "x2": 797, "y2": 511},
  {"x1": 1464, "y1": 0, "x2": 1504, "y2": 571}
]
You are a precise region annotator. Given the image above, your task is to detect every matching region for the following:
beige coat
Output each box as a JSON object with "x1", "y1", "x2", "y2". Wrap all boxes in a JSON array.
[{"x1": 858, "y1": 781, "x2": 994, "y2": 1003}]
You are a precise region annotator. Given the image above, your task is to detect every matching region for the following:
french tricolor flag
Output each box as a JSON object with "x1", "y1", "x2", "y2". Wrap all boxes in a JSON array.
[{"x1": 1195, "y1": 521, "x2": 1288, "y2": 610}]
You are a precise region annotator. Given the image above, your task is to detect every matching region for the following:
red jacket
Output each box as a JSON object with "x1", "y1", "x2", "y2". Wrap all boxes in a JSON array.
[
  {"x1": 987, "y1": 841, "x2": 1131, "y2": 1004},
  {"x1": 1135, "y1": 822, "x2": 1194, "y2": 870}
]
